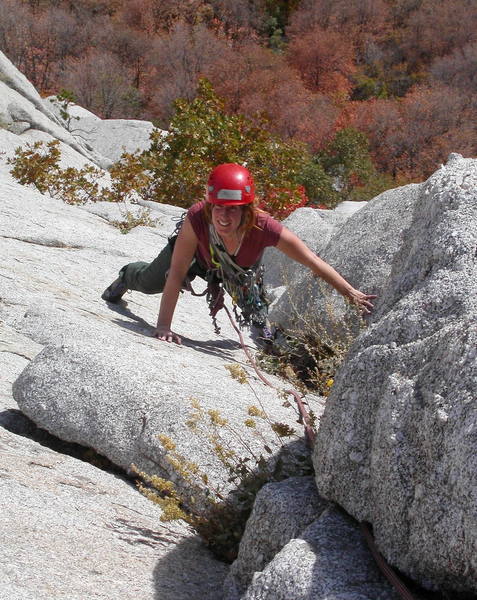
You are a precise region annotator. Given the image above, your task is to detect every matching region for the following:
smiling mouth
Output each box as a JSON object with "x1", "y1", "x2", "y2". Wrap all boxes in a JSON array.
[{"x1": 217, "y1": 220, "x2": 231, "y2": 226}]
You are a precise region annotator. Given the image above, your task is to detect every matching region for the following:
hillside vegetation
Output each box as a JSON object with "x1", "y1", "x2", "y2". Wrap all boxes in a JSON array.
[{"x1": 1, "y1": 0, "x2": 476, "y2": 192}]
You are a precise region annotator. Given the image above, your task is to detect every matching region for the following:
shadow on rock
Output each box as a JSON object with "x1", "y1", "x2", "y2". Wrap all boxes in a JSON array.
[
  {"x1": 108, "y1": 301, "x2": 242, "y2": 360},
  {"x1": 151, "y1": 533, "x2": 228, "y2": 600},
  {"x1": 0, "y1": 408, "x2": 127, "y2": 478},
  {"x1": 138, "y1": 433, "x2": 313, "y2": 565}
]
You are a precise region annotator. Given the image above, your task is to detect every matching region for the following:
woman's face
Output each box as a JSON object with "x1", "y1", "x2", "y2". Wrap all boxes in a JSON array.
[{"x1": 211, "y1": 204, "x2": 243, "y2": 237}]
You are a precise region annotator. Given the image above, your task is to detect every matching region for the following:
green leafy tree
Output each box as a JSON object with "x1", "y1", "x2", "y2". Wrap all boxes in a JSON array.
[
  {"x1": 136, "y1": 78, "x2": 336, "y2": 217},
  {"x1": 317, "y1": 127, "x2": 376, "y2": 200},
  {"x1": 351, "y1": 73, "x2": 388, "y2": 101},
  {"x1": 264, "y1": 0, "x2": 300, "y2": 35},
  {"x1": 53, "y1": 89, "x2": 80, "y2": 132},
  {"x1": 297, "y1": 161, "x2": 338, "y2": 208}
]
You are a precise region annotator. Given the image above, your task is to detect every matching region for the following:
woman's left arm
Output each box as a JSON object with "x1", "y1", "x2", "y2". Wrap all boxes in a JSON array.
[{"x1": 276, "y1": 226, "x2": 376, "y2": 313}]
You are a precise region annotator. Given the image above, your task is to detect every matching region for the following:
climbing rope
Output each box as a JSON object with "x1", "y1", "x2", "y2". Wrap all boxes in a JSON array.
[
  {"x1": 360, "y1": 522, "x2": 418, "y2": 600},
  {"x1": 223, "y1": 304, "x2": 315, "y2": 447},
  {"x1": 223, "y1": 305, "x2": 418, "y2": 600}
]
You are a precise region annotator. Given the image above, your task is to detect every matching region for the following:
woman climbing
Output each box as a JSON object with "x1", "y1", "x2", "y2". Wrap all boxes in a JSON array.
[{"x1": 101, "y1": 163, "x2": 376, "y2": 344}]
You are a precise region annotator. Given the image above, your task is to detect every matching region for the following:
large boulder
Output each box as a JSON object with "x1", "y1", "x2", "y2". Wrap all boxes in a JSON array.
[
  {"x1": 224, "y1": 476, "x2": 328, "y2": 598},
  {"x1": 268, "y1": 183, "x2": 422, "y2": 334},
  {"x1": 65, "y1": 118, "x2": 155, "y2": 163},
  {"x1": 43, "y1": 96, "x2": 156, "y2": 162},
  {"x1": 313, "y1": 154, "x2": 477, "y2": 594},
  {"x1": 241, "y1": 506, "x2": 399, "y2": 600},
  {"x1": 262, "y1": 204, "x2": 363, "y2": 290},
  {"x1": 12, "y1": 334, "x2": 320, "y2": 509},
  {"x1": 0, "y1": 51, "x2": 110, "y2": 169},
  {"x1": 225, "y1": 477, "x2": 401, "y2": 600}
]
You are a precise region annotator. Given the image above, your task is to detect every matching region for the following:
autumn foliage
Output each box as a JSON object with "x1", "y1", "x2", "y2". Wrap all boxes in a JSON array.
[
  {"x1": 1, "y1": 0, "x2": 475, "y2": 187},
  {"x1": 286, "y1": 26, "x2": 356, "y2": 97}
]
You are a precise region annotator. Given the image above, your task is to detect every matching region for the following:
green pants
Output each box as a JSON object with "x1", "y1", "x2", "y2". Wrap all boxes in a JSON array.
[{"x1": 119, "y1": 243, "x2": 206, "y2": 294}]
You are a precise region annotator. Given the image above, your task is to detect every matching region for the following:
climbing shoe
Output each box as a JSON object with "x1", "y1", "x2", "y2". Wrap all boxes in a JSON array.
[{"x1": 101, "y1": 277, "x2": 128, "y2": 303}]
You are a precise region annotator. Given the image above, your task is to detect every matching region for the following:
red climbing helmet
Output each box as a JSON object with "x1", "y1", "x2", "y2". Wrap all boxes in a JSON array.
[{"x1": 207, "y1": 163, "x2": 255, "y2": 205}]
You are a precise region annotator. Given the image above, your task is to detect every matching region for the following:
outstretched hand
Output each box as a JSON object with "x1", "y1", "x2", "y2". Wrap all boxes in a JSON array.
[
  {"x1": 346, "y1": 289, "x2": 377, "y2": 314},
  {"x1": 153, "y1": 325, "x2": 182, "y2": 345}
]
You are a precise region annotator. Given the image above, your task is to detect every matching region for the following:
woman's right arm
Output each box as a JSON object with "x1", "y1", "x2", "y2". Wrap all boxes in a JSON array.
[{"x1": 153, "y1": 216, "x2": 198, "y2": 344}]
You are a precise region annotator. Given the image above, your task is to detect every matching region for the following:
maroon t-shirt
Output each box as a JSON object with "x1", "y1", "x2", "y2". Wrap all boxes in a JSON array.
[{"x1": 188, "y1": 200, "x2": 283, "y2": 269}]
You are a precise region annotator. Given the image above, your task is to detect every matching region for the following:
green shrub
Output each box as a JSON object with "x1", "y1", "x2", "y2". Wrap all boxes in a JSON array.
[
  {"x1": 8, "y1": 141, "x2": 158, "y2": 235},
  {"x1": 100, "y1": 151, "x2": 154, "y2": 204},
  {"x1": 258, "y1": 280, "x2": 366, "y2": 396},
  {"x1": 316, "y1": 127, "x2": 381, "y2": 202},
  {"x1": 351, "y1": 74, "x2": 388, "y2": 101},
  {"x1": 133, "y1": 78, "x2": 337, "y2": 218},
  {"x1": 7, "y1": 140, "x2": 103, "y2": 204},
  {"x1": 111, "y1": 207, "x2": 157, "y2": 233},
  {"x1": 297, "y1": 160, "x2": 339, "y2": 208}
]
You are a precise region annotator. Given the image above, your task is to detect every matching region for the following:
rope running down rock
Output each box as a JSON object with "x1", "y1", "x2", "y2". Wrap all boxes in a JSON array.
[
  {"x1": 223, "y1": 305, "x2": 315, "y2": 447},
  {"x1": 224, "y1": 305, "x2": 419, "y2": 600}
]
